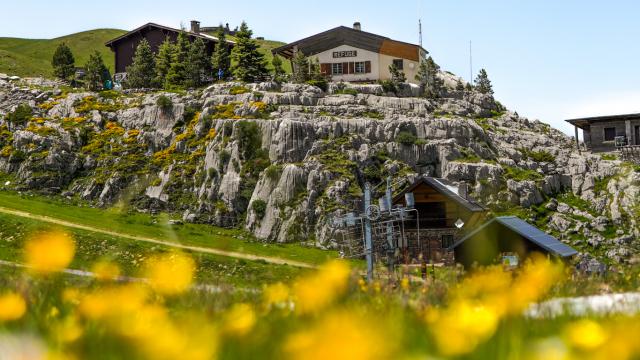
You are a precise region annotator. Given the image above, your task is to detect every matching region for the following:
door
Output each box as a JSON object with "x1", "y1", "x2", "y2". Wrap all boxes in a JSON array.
[{"x1": 635, "y1": 126, "x2": 640, "y2": 145}]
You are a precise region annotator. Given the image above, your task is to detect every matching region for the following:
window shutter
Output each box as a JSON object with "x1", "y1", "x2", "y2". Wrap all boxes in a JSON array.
[
  {"x1": 365, "y1": 61, "x2": 371, "y2": 73},
  {"x1": 320, "y1": 63, "x2": 331, "y2": 75},
  {"x1": 349, "y1": 62, "x2": 355, "y2": 74},
  {"x1": 343, "y1": 62, "x2": 349, "y2": 74}
]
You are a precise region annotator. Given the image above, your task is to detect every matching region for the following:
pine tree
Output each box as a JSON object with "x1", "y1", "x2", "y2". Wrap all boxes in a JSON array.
[
  {"x1": 51, "y1": 43, "x2": 75, "y2": 81},
  {"x1": 291, "y1": 51, "x2": 309, "y2": 83},
  {"x1": 125, "y1": 39, "x2": 156, "y2": 88},
  {"x1": 474, "y1": 68, "x2": 494, "y2": 95},
  {"x1": 84, "y1": 51, "x2": 108, "y2": 91},
  {"x1": 185, "y1": 38, "x2": 210, "y2": 88},
  {"x1": 155, "y1": 38, "x2": 174, "y2": 88},
  {"x1": 166, "y1": 30, "x2": 190, "y2": 87},
  {"x1": 271, "y1": 55, "x2": 286, "y2": 82},
  {"x1": 211, "y1": 26, "x2": 231, "y2": 80},
  {"x1": 231, "y1": 22, "x2": 268, "y2": 82},
  {"x1": 414, "y1": 56, "x2": 443, "y2": 98},
  {"x1": 389, "y1": 64, "x2": 406, "y2": 86}
]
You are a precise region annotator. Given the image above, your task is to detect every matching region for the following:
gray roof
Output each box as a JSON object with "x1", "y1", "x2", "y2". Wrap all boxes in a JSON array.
[
  {"x1": 566, "y1": 113, "x2": 640, "y2": 130},
  {"x1": 452, "y1": 216, "x2": 578, "y2": 258},
  {"x1": 392, "y1": 177, "x2": 486, "y2": 213}
]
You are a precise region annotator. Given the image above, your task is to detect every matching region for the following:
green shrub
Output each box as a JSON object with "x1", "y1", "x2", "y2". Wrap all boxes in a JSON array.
[
  {"x1": 265, "y1": 164, "x2": 282, "y2": 181},
  {"x1": 251, "y1": 199, "x2": 267, "y2": 219},
  {"x1": 503, "y1": 166, "x2": 543, "y2": 181},
  {"x1": 600, "y1": 153, "x2": 617, "y2": 161},
  {"x1": 156, "y1": 95, "x2": 173, "y2": 110},
  {"x1": 9, "y1": 149, "x2": 26, "y2": 163},
  {"x1": 456, "y1": 148, "x2": 481, "y2": 163},
  {"x1": 99, "y1": 90, "x2": 122, "y2": 100},
  {"x1": 5, "y1": 104, "x2": 33, "y2": 126},
  {"x1": 518, "y1": 148, "x2": 555, "y2": 163},
  {"x1": 306, "y1": 79, "x2": 328, "y2": 92},
  {"x1": 379, "y1": 80, "x2": 396, "y2": 94},
  {"x1": 362, "y1": 111, "x2": 384, "y2": 120},
  {"x1": 229, "y1": 85, "x2": 250, "y2": 95},
  {"x1": 335, "y1": 88, "x2": 358, "y2": 96},
  {"x1": 252, "y1": 91, "x2": 264, "y2": 100},
  {"x1": 395, "y1": 131, "x2": 417, "y2": 145}
]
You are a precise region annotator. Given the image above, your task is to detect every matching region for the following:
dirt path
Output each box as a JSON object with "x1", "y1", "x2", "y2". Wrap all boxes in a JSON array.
[{"x1": 0, "y1": 206, "x2": 316, "y2": 269}]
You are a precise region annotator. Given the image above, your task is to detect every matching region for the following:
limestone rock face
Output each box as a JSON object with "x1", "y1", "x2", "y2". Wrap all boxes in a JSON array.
[{"x1": 0, "y1": 76, "x2": 638, "y2": 263}]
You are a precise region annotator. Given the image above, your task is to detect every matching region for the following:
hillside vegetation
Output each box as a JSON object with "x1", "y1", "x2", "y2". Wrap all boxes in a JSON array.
[
  {"x1": 0, "y1": 28, "x2": 291, "y2": 77},
  {"x1": 0, "y1": 29, "x2": 126, "y2": 77}
]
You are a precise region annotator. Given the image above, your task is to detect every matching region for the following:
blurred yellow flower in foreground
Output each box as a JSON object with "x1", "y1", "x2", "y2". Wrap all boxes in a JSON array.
[
  {"x1": 285, "y1": 310, "x2": 393, "y2": 360},
  {"x1": 292, "y1": 260, "x2": 350, "y2": 314},
  {"x1": 223, "y1": 303, "x2": 256, "y2": 336},
  {"x1": 91, "y1": 260, "x2": 121, "y2": 281},
  {"x1": 564, "y1": 319, "x2": 608, "y2": 351},
  {"x1": 0, "y1": 292, "x2": 26, "y2": 321},
  {"x1": 24, "y1": 230, "x2": 75, "y2": 273},
  {"x1": 263, "y1": 282, "x2": 290, "y2": 308},
  {"x1": 144, "y1": 252, "x2": 195, "y2": 295}
]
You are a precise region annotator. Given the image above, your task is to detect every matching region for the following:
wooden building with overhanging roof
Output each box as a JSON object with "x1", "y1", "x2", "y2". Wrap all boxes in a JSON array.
[
  {"x1": 273, "y1": 22, "x2": 428, "y2": 84},
  {"x1": 105, "y1": 21, "x2": 234, "y2": 75},
  {"x1": 451, "y1": 216, "x2": 578, "y2": 268},
  {"x1": 566, "y1": 113, "x2": 640, "y2": 152},
  {"x1": 392, "y1": 177, "x2": 488, "y2": 264}
]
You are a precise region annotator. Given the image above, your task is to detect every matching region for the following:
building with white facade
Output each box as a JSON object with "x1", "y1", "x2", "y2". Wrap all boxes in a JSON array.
[{"x1": 273, "y1": 23, "x2": 428, "y2": 84}]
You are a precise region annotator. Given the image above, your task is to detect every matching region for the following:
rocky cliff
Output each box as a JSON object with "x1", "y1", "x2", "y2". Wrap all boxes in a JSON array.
[{"x1": 0, "y1": 75, "x2": 638, "y2": 264}]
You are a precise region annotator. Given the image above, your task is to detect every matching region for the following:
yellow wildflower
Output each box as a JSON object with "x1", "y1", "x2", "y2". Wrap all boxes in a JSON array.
[
  {"x1": 144, "y1": 252, "x2": 195, "y2": 295},
  {"x1": 0, "y1": 292, "x2": 26, "y2": 321},
  {"x1": 564, "y1": 319, "x2": 608, "y2": 351},
  {"x1": 91, "y1": 260, "x2": 121, "y2": 281},
  {"x1": 24, "y1": 230, "x2": 75, "y2": 273},
  {"x1": 400, "y1": 276, "x2": 410, "y2": 292},
  {"x1": 284, "y1": 310, "x2": 393, "y2": 360},
  {"x1": 263, "y1": 282, "x2": 290, "y2": 308},
  {"x1": 292, "y1": 260, "x2": 350, "y2": 314},
  {"x1": 223, "y1": 303, "x2": 256, "y2": 337}
]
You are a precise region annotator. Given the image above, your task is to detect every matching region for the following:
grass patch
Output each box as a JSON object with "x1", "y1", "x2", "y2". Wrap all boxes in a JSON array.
[{"x1": 503, "y1": 166, "x2": 543, "y2": 181}]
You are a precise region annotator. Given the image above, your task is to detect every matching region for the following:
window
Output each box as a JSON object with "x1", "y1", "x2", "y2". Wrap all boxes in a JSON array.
[
  {"x1": 604, "y1": 127, "x2": 616, "y2": 141},
  {"x1": 441, "y1": 234, "x2": 455, "y2": 249},
  {"x1": 331, "y1": 63, "x2": 343, "y2": 75},
  {"x1": 392, "y1": 59, "x2": 404, "y2": 70},
  {"x1": 355, "y1": 62, "x2": 366, "y2": 74}
]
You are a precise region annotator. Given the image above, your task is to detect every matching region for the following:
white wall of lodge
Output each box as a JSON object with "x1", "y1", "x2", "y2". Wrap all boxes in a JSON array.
[
  {"x1": 309, "y1": 44, "x2": 423, "y2": 84},
  {"x1": 312, "y1": 44, "x2": 380, "y2": 82}
]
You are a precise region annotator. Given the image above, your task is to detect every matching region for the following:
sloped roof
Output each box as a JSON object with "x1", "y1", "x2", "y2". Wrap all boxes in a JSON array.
[
  {"x1": 272, "y1": 25, "x2": 427, "y2": 60},
  {"x1": 451, "y1": 216, "x2": 578, "y2": 258},
  {"x1": 392, "y1": 177, "x2": 486, "y2": 213},
  {"x1": 105, "y1": 22, "x2": 235, "y2": 47},
  {"x1": 566, "y1": 113, "x2": 640, "y2": 130}
]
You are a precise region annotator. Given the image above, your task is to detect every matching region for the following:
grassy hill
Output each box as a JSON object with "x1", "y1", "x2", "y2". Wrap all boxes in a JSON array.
[
  {"x1": 0, "y1": 29, "x2": 126, "y2": 77},
  {"x1": 0, "y1": 28, "x2": 291, "y2": 78}
]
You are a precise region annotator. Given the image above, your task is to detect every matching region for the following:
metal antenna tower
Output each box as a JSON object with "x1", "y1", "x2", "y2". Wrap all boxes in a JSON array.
[{"x1": 419, "y1": 19, "x2": 423, "y2": 48}]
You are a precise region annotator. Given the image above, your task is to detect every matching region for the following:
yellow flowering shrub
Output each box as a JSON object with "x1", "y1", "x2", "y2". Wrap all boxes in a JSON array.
[{"x1": 292, "y1": 260, "x2": 350, "y2": 314}]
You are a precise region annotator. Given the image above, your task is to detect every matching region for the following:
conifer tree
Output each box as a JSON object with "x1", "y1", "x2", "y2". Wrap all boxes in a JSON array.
[
  {"x1": 389, "y1": 64, "x2": 406, "y2": 86},
  {"x1": 211, "y1": 26, "x2": 231, "y2": 80},
  {"x1": 271, "y1": 55, "x2": 286, "y2": 82},
  {"x1": 474, "y1": 68, "x2": 494, "y2": 95},
  {"x1": 155, "y1": 38, "x2": 175, "y2": 88},
  {"x1": 455, "y1": 79, "x2": 465, "y2": 91},
  {"x1": 84, "y1": 51, "x2": 108, "y2": 91},
  {"x1": 414, "y1": 56, "x2": 443, "y2": 98},
  {"x1": 231, "y1": 22, "x2": 268, "y2": 82},
  {"x1": 166, "y1": 30, "x2": 190, "y2": 87},
  {"x1": 291, "y1": 51, "x2": 309, "y2": 83},
  {"x1": 125, "y1": 39, "x2": 156, "y2": 88},
  {"x1": 51, "y1": 43, "x2": 75, "y2": 81},
  {"x1": 185, "y1": 38, "x2": 210, "y2": 88}
]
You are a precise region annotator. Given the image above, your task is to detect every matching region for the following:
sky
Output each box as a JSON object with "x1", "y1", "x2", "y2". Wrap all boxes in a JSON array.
[{"x1": 2, "y1": 0, "x2": 640, "y2": 135}]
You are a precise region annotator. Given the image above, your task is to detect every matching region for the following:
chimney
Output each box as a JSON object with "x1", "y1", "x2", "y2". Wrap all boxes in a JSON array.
[
  {"x1": 190, "y1": 20, "x2": 201, "y2": 34},
  {"x1": 458, "y1": 182, "x2": 468, "y2": 199},
  {"x1": 353, "y1": 22, "x2": 361, "y2": 31}
]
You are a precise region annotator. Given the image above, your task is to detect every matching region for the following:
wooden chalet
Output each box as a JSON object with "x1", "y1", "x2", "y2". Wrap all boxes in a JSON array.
[
  {"x1": 273, "y1": 22, "x2": 428, "y2": 84},
  {"x1": 451, "y1": 216, "x2": 578, "y2": 268},
  {"x1": 105, "y1": 21, "x2": 234, "y2": 75},
  {"x1": 392, "y1": 177, "x2": 487, "y2": 264}
]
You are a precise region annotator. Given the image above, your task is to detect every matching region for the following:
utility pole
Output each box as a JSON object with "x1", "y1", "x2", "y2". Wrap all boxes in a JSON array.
[
  {"x1": 418, "y1": 19, "x2": 423, "y2": 49},
  {"x1": 363, "y1": 183, "x2": 374, "y2": 282}
]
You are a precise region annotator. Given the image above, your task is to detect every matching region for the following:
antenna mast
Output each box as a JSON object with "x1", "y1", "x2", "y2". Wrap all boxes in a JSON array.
[{"x1": 419, "y1": 19, "x2": 423, "y2": 48}]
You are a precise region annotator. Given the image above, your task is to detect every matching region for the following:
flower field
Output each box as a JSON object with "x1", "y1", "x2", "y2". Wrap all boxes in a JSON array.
[{"x1": 2, "y1": 229, "x2": 640, "y2": 359}]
